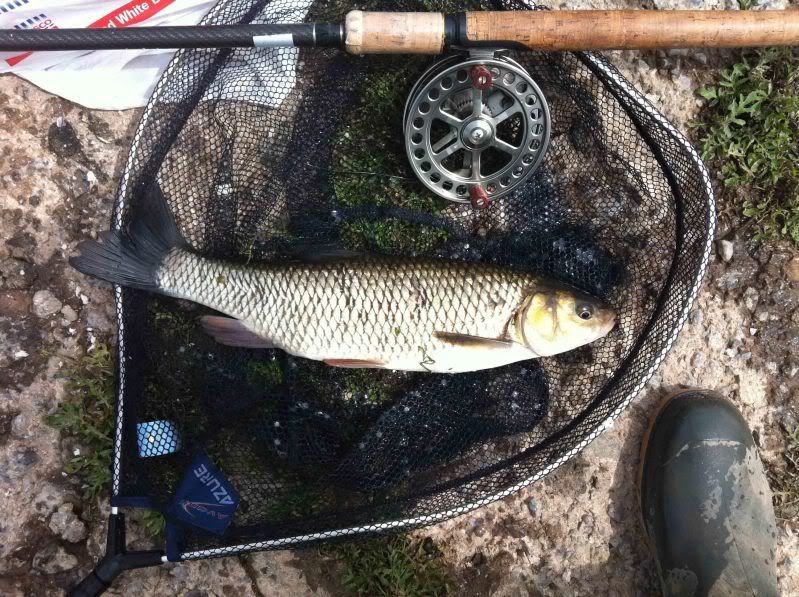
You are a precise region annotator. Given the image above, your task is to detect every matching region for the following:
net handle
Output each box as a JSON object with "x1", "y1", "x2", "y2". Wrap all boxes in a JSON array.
[{"x1": 1, "y1": 9, "x2": 798, "y2": 53}]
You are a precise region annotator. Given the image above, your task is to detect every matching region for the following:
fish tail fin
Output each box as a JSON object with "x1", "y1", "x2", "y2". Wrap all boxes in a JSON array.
[{"x1": 69, "y1": 184, "x2": 187, "y2": 292}]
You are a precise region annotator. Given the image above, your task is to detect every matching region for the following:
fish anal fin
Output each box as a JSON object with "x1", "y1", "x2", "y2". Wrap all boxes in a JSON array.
[
  {"x1": 200, "y1": 315, "x2": 276, "y2": 349},
  {"x1": 324, "y1": 358, "x2": 386, "y2": 369},
  {"x1": 433, "y1": 331, "x2": 514, "y2": 350}
]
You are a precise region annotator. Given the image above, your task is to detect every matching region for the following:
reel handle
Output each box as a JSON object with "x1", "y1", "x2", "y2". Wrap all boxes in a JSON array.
[{"x1": 344, "y1": 9, "x2": 799, "y2": 54}]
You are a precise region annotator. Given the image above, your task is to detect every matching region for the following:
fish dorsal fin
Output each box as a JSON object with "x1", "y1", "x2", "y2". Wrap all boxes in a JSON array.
[
  {"x1": 200, "y1": 315, "x2": 276, "y2": 349},
  {"x1": 324, "y1": 358, "x2": 386, "y2": 369},
  {"x1": 433, "y1": 332, "x2": 515, "y2": 350}
]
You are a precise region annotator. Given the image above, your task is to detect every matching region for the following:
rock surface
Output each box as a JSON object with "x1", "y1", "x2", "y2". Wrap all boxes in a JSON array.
[
  {"x1": 48, "y1": 504, "x2": 88, "y2": 543},
  {"x1": 32, "y1": 290, "x2": 62, "y2": 318},
  {"x1": 32, "y1": 544, "x2": 79, "y2": 575},
  {"x1": 2, "y1": 11, "x2": 798, "y2": 596}
]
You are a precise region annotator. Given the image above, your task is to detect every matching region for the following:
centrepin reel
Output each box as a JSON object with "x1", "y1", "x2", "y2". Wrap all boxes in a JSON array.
[{"x1": 404, "y1": 49, "x2": 551, "y2": 208}]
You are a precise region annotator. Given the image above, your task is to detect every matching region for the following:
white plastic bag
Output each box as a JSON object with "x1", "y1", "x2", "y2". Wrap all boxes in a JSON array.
[{"x1": 0, "y1": 0, "x2": 215, "y2": 109}]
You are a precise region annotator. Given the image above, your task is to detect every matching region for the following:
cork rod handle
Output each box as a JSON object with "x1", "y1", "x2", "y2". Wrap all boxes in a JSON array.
[
  {"x1": 465, "y1": 10, "x2": 799, "y2": 51},
  {"x1": 343, "y1": 9, "x2": 799, "y2": 54},
  {"x1": 345, "y1": 10, "x2": 446, "y2": 54}
]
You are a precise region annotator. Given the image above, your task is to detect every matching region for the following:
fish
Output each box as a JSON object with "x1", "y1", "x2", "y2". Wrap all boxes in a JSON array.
[{"x1": 70, "y1": 185, "x2": 616, "y2": 374}]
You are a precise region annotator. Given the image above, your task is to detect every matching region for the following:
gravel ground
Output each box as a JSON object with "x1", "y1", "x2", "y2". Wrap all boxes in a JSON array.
[{"x1": 1, "y1": 10, "x2": 798, "y2": 595}]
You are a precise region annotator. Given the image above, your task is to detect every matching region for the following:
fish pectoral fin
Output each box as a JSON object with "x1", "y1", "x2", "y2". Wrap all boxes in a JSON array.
[
  {"x1": 200, "y1": 316, "x2": 276, "y2": 349},
  {"x1": 324, "y1": 358, "x2": 387, "y2": 369},
  {"x1": 433, "y1": 332, "x2": 516, "y2": 350}
]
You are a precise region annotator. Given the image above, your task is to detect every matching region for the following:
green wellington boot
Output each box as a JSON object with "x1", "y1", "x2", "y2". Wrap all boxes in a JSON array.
[{"x1": 638, "y1": 390, "x2": 778, "y2": 597}]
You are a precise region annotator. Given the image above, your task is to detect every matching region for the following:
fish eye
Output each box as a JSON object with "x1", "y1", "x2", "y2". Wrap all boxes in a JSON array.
[{"x1": 576, "y1": 304, "x2": 594, "y2": 320}]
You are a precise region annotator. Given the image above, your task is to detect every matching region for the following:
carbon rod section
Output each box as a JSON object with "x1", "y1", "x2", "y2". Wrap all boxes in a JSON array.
[{"x1": 0, "y1": 23, "x2": 342, "y2": 51}]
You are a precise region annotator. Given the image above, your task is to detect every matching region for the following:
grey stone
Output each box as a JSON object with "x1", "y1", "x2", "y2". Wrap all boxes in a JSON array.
[
  {"x1": 688, "y1": 309, "x2": 704, "y2": 325},
  {"x1": 32, "y1": 289, "x2": 62, "y2": 318},
  {"x1": 32, "y1": 543, "x2": 78, "y2": 574},
  {"x1": 579, "y1": 513, "x2": 595, "y2": 536},
  {"x1": 752, "y1": 0, "x2": 789, "y2": 9},
  {"x1": 743, "y1": 287, "x2": 759, "y2": 312},
  {"x1": 170, "y1": 563, "x2": 191, "y2": 582},
  {"x1": 773, "y1": 287, "x2": 799, "y2": 311},
  {"x1": 0, "y1": 258, "x2": 36, "y2": 290},
  {"x1": 49, "y1": 504, "x2": 88, "y2": 543},
  {"x1": 673, "y1": 73, "x2": 693, "y2": 91},
  {"x1": 691, "y1": 351, "x2": 706, "y2": 368},
  {"x1": 60, "y1": 305, "x2": 78, "y2": 323},
  {"x1": 526, "y1": 497, "x2": 538, "y2": 516},
  {"x1": 718, "y1": 239, "x2": 734, "y2": 263},
  {"x1": 10, "y1": 447, "x2": 39, "y2": 476},
  {"x1": 33, "y1": 481, "x2": 69, "y2": 517},
  {"x1": 715, "y1": 256, "x2": 759, "y2": 291},
  {"x1": 653, "y1": 0, "x2": 737, "y2": 9},
  {"x1": 10, "y1": 413, "x2": 28, "y2": 437}
]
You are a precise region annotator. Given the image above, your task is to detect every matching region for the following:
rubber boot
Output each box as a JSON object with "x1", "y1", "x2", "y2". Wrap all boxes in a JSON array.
[{"x1": 638, "y1": 390, "x2": 778, "y2": 597}]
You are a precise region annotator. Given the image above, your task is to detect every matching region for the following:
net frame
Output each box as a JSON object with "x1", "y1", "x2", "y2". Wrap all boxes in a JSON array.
[{"x1": 105, "y1": 0, "x2": 715, "y2": 561}]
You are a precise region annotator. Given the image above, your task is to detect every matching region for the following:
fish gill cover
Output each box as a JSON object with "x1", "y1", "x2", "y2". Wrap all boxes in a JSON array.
[{"x1": 109, "y1": 0, "x2": 712, "y2": 557}]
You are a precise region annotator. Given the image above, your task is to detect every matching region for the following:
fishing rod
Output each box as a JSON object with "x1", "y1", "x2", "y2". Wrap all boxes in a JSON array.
[
  {"x1": 3, "y1": 8, "x2": 797, "y2": 209},
  {"x1": 1, "y1": 10, "x2": 799, "y2": 53}
]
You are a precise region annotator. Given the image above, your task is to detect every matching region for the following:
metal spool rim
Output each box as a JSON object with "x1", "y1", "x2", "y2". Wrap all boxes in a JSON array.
[{"x1": 403, "y1": 53, "x2": 551, "y2": 203}]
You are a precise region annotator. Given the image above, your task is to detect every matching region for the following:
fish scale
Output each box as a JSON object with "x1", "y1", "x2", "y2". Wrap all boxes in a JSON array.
[{"x1": 157, "y1": 251, "x2": 533, "y2": 370}]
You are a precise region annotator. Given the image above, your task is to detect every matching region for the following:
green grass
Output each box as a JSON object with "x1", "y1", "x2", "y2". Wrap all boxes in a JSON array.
[
  {"x1": 47, "y1": 342, "x2": 169, "y2": 540},
  {"x1": 265, "y1": 484, "x2": 329, "y2": 521},
  {"x1": 332, "y1": 63, "x2": 450, "y2": 254},
  {"x1": 695, "y1": 46, "x2": 799, "y2": 244},
  {"x1": 769, "y1": 425, "x2": 799, "y2": 521},
  {"x1": 329, "y1": 536, "x2": 452, "y2": 597},
  {"x1": 47, "y1": 343, "x2": 116, "y2": 502},
  {"x1": 342, "y1": 369, "x2": 396, "y2": 405},
  {"x1": 246, "y1": 358, "x2": 283, "y2": 388},
  {"x1": 153, "y1": 308, "x2": 196, "y2": 344},
  {"x1": 141, "y1": 509, "x2": 166, "y2": 540}
]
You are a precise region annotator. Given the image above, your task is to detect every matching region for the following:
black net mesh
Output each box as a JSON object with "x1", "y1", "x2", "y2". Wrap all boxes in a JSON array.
[{"x1": 110, "y1": 0, "x2": 713, "y2": 558}]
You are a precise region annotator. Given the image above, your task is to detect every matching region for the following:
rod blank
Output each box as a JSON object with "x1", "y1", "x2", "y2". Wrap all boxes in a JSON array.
[{"x1": 0, "y1": 23, "x2": 340, "y2": 52}]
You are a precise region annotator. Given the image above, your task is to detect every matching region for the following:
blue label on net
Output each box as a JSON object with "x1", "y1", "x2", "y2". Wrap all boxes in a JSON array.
[
  {"x1": 137, "y1": 420, "x2": 181, "y2": 457},
  {"x1": 170, "y1": 453, "x2": 239, "y2": 536}
]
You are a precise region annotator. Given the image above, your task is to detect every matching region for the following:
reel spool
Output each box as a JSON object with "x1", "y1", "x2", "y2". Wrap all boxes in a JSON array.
[{"x1": 403, "y1": 49, "x2": 551, "y2": 207}]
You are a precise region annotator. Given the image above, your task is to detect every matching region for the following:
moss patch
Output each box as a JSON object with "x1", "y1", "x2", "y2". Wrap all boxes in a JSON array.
[
  {"x1": 246, "y1": 358, "x2": 283, "y2": 389},
  {"x1": 328, "y1": 535, "x2": 452, "y2": 596},
  {"x1": 332, "y1": 62, "x2": 450, "y2": 254},
  {"x1": 695, "y1": 47, "x2": 799, "y2": 244},
  {"x1": 47, "y1": 343, "x2": 115, "y2": 502}
]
